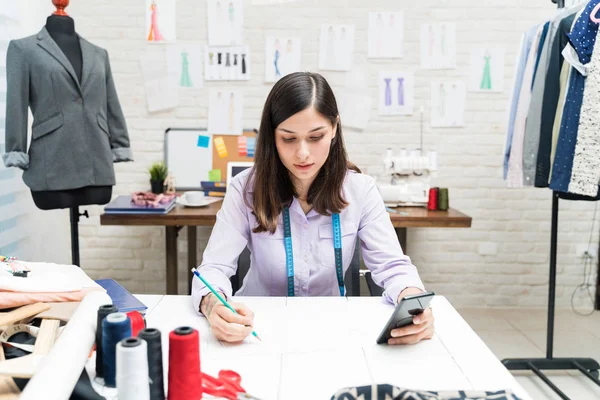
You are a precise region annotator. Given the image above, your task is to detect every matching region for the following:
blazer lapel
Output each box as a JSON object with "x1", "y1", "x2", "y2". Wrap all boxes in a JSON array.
[
  {"x1": 36, "y1": 27, "x2": 81, "y2": 93},
  {"x1": 78, "y1": 36, "x2": 96, "y2": 90}
]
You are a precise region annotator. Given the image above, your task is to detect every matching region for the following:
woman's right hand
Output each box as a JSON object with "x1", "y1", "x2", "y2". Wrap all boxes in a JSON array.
[{"x1": 201, "y1": 293, "x2": 255, "y2": 343}]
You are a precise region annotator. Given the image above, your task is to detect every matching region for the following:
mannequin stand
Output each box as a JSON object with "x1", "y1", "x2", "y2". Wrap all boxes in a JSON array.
[{"x1": 69, "y1": 207, "x2": 88, "y2": 266}]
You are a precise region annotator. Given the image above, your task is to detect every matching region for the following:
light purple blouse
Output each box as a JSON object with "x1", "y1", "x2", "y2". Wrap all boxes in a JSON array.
[{"x1": 191, "y1": 169, "x2": 424, "y2": 314}]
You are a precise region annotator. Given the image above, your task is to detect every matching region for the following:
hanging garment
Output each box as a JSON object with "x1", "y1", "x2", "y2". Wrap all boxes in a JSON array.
[
  {"x1": 523, "y1": 8, "x2": 580, "y2": 186},
  {"x1": 506, "y1": 23, "x2": 545, "y2": 188},
  {"x1": 504, "y1": 25, "x2": 539, "y2": 179},
  {"x1": 549, "y1": 0, "x2": 600, "y2": 194},
  {"x1": 535, "y1": 11, "x2": 579, "y2": 187},
  {"x1": 569, "y1": 29, "x2": 600, "y2": 196},
  {"x1": 550, "y1": 62, "x2": 573, "y2": 179}
]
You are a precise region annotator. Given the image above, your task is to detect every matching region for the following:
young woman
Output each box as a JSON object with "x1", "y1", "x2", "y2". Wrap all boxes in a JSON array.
[{"x1": 192, "y1": 72, "x2": 434, "y2": 345}]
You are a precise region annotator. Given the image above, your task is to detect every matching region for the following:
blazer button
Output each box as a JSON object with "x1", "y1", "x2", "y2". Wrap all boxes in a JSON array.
[{"x1": 76, "y1": 97, "x2": 83, "y2": 104}]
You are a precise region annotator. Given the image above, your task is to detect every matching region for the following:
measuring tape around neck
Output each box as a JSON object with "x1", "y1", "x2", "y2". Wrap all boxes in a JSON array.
[{"x1": 283, "y1": 207, "x2": 345, "y2": 297}]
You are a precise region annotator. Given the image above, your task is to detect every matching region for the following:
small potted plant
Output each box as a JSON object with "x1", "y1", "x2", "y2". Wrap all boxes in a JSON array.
[{"x1": 148, "y1": 161, "x2": 168, "y2": 194}]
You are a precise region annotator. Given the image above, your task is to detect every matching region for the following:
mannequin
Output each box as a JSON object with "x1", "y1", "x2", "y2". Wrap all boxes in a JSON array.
[
  {"x1": 2, "y1": 0, "x2": 132, "y2": 265},
  {"x1": 31, "y1": 4, "x2": 112, "y2": 210}
]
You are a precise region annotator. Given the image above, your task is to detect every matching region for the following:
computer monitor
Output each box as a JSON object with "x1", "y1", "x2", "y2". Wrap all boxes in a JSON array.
[{"x1": 226, "y1": 162, "x2": 254, "y2": 187}]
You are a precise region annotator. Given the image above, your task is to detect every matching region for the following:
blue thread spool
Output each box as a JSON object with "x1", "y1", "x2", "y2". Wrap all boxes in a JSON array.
[{"x1": 102, "y1": 312, "x2": 132, "y2": 388}]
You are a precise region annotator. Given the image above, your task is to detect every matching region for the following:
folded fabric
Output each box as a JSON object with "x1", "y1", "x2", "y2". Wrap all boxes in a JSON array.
[
  {"x1": 0, "y1": 261, "x2": 102, "y2": 293},
  {"x1": 331, "y1": 384, "x2": 521, "y2": 400},
  {"x1": 0, "y1": 287, "x2": 104, "y2": 310}
]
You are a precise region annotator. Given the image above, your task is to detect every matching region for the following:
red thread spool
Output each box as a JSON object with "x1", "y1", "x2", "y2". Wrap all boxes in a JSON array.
[
  {"x1": 168, "y1": 326, "x2": 202, "y2": 400},
  {"x1": 427, "y1": 187, "x2": 439, "y2": 211},
  {"x1": 126, "y1": 311, "x2": 146, "y2": 337}
]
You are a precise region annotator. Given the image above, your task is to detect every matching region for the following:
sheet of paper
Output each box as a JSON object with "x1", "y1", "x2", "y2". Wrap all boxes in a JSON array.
[
  {"x1": 420, "y1": 23, "x2": 457, "y2": 70},
  {"x1": 204, "y1": 45, "x2": 251, "y2": 81},
  {"x1": 265, "y1": 37, "x2": 301, "y2": 82},
  {"x1": 319, "y1": 25, "x2": 354, "y2": 71},
  {"x1": 378, "y1": 71, "x2": 414, "y2": 116},
  {"x1": 0, "y1": 4, "x2": 20, "y2": 22},
  {"x1": 208, "y1": 90, "x2": 243, "y2": 135},
  {"x1": 167, "y1": 43, "x2": 203, "y2": 89},
  {"x1": 280, "y1": 348, "x2": 372, "y2": 400},
  {"x1": 337, "y1": 90, "x2": 372, "y2": 130},
  {"x1": 145, "y1": 0, "x2": 176, "y2": 42},
  {"x1": 207, "y1": 0, "x2": 244, "y2": 46},
  {"x1": 140, "y1": 47, "x2": 179, "y2": 112},
  {"x1": 469, "y1": 46, "x2": 505, "y2": 93},
  {"x1": 430, "y1": 80, "x2": 466, "y2": 127},
  {"x1": 368, "y1": 12, "x2": 403, "y2": 58},
  {"x1": 251, "y1": 0, "x2": 297, "y2": 4},
  {"x1": 165, "y1": 130, "x2": 212, "y2": 189}
]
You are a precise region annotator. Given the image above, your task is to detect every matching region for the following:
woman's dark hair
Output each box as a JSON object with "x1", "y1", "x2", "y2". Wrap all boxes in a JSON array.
[{"x1": 245, "y1": 72, "x2": 360, "y2": 233}]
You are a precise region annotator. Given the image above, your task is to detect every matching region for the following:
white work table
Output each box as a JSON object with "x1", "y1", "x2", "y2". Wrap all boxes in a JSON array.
[{"x1": 88, "y1": 295, "x2": 532, "y2": 400}]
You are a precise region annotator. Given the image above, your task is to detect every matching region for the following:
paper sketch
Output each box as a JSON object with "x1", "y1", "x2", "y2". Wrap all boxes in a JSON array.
[
  {"x1": 146, "y1": 0, "x2": 176, "y2": 42},
  {"x1": 207, "y1": 0, "x2": 244, "y2": 46},
  {"x1": 265, "y1": 37, "x2": 301, "y2": 82},
  {"x1": 337, "y1": 90, "x2": 373, "y2": 131},
  {"x1": 469, "y1": 47, "x2": 504, "y2": 93},
  {"x1": 420, "y1": 23, "x2": 456, "y2": 69},
  {"x1": 430, "y1": 81, "x2": 466, "y2": 127},
  {"x1": 205, "y1": 46, "x2": 251, "y2": 81},
  {"x1": 167, "y1": 44, "x2": 203, "y2": 89},
  {"x1": 368, "y1": 12, "x2": 403, "y2": 59},
  {"x1": 318, "y1": 25, "x2": 355, "y2": 71},
  {"x1": 208, "y1": 90, "x2": 243, "y2": 135},
  {"x1": 378, "y1": 71, "x2": 414, "y2": 116},
  {"x1": 140, "y1": 47, "x2": 178, "y2": 112}
]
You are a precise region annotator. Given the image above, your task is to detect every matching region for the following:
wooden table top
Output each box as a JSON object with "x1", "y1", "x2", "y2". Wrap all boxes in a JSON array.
[{"x1": 100, "y1": 199, "x2": 472, "y2": 228}]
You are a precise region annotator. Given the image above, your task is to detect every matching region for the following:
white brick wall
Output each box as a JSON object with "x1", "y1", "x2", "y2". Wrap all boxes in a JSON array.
[{"x1": 38, "y1": 0, "x2": 599, "y2": 308}]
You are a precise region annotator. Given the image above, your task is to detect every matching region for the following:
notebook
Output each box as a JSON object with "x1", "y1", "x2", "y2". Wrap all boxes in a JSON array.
[
  {"x1": 95, "y1": 279, "x2": 148, "y2": 314},
  {"x1": 103, "y1": 195, "x2": 176, "y2": 215}
]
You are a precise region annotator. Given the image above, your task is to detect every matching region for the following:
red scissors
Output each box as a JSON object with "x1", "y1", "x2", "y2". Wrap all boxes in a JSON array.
[{"x1": 202, "y1": 369, "x2": 262, "y2": 400}]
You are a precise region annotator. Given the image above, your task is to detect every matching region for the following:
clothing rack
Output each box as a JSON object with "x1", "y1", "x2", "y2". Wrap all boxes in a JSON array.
[{"x1": 501, "y1": 3, "x2": 600, "y2": 398}]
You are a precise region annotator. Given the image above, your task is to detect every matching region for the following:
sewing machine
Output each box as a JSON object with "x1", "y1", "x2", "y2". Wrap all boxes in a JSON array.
[{"x1": 377, "y1": 148, "x2": 438, "y2": 207}]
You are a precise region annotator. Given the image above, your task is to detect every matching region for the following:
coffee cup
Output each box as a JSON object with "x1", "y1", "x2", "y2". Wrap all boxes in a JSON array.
[{"x1": 184, "y1": 191, "x2": 205, "y2": 205}]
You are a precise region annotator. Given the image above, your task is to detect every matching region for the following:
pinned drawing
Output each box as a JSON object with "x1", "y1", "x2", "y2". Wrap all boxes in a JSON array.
[
  {"x1": 379, "y1": 71, "x2": 414, "y2": 116},
  {"x1": 146, "y1": 0, "x2": 176, "y2": 42},
  {"x1": 207, "y1": 0, "x2": 244, "y2": 46},
  {"x1": 167, "y1": 44, "x2": 203, "y2": 89},
  {"x1": 265, "y1": 37, "x2": 301, "y2": 82},
  {"x1": 430, "y1": 81, "x2": 465, "y2": 127},
  {"x1": 469, "y1": 47, "x2": 504, "y2": 93},
  {"x1": 208, "y1": 90, "x2": 243, "y2": 135},
  {"x1": 420, "y1": 23, "x2": 456, "y2": 69},
  {"x1": 205, "y1": 45, "x2": 251, "y2": 81},
  {"x1": 368, "y1": 12, "x2": 403, "y2": 58},
  {"x1": 318, "y1": 25, "x2": 354, "y2": 71}
]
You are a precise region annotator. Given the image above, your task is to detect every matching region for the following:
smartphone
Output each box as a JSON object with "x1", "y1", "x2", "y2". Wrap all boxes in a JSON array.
[{"x1": 376, "y1": 291, "x2": 435, "y2": 344}]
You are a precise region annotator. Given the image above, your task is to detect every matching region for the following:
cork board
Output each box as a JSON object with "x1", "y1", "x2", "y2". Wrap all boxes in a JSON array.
[{"x1": 211, "y1": 129, "x2": 257, "y2": 181}]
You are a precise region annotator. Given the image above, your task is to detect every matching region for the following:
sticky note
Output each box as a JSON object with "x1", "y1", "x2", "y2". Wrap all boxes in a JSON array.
[
  {"x1": 197, "y1": 135, "x2": 210, "y2": 148},
  {"x1": 238, "y1": 136, "x2": 248, "y2": 156},
  {"x1": 247, "y1": 137, "x2": 256, "y2": 158},
  {"x1": 214, "y1": 136, "x2": 228, "y2": 158},
  {"x1": 208, "y1": 169, "x2": 221, "y2": 182}
]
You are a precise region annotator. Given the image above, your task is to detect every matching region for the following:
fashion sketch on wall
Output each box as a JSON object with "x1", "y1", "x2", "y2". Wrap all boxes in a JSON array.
[
  {"x1": 208, "y1": 90, "x2": 243, "y2": 135},
  {"x1": 204, "y1": 45, "x2": 251, "y2": 81},
  {"x1": 469, "y1": 47, "x2": 504, "y2": 93},
  {"x1": 318, "y1": 24, "x2": 354, "y2": 71},
  {"x1": 167, "y1": 43, "x2": 203, "y2": 89},
  {"x1": 207, "y1": 0, "x2": 244, "y2": 46},
  {"x1": 265, "y1": 37, "x2": 301, "y2": 82},
  {"x1": 146, "y1": 0, "x2": 176, "y2": 42},
  {"x1": 420, "y1": 22, "x2": 456, "y2": 69},
  {"x1": 368, "y1": 12, "x2": 403, "y2": 58},
  {"x1": 140, "y1": 47, "x2": 179, "y2": 112},
  {"x1": 379, "y1": 71, "x2": 414, "y2": 116},
  {"x1": 430, "y1": 81, "x2": 466, "y2": 127}
]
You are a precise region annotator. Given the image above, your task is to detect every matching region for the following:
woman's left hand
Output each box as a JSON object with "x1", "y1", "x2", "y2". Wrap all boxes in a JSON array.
[{"x1": 388, "y1": 288, "x2": 435, "y2": 345}]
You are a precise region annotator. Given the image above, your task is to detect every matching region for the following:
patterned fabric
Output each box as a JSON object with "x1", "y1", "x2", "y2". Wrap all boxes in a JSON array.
[
  {"x1": 331, "y1": 384, "x2": 522, "y2": 400},
  {"x1": 568, "y1": 28, "x2": 600, "y2": 196}
]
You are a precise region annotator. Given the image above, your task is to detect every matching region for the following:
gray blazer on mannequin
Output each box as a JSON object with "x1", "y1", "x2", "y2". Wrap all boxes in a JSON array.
[{"x1": 2, "y1": 27, "x2": 133, "y2": 191}]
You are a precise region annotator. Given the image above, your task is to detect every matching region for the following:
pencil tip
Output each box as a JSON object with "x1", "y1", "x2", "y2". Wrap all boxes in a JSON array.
[{"x1": 255, "y1": 334, "x2": 262, "y2": 341}]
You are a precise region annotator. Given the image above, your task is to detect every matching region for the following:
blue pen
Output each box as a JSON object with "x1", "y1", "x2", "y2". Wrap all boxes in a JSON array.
[{"x1": 192, "y1": 269, "x2": 262, "y2": 341}]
